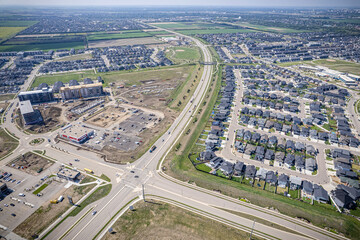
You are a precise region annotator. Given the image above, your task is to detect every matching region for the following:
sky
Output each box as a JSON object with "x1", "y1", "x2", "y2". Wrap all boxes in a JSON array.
[{"x1": 1, "y1": 0, "x2": 360, "y2": 7}]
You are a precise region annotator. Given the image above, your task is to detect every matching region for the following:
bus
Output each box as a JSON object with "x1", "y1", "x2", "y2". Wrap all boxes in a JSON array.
[{"x1": 84, "y1": 168, "x2": 94, "y2": 174}]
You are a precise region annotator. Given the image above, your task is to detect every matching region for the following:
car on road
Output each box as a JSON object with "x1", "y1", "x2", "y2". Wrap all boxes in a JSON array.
[
  {"x1": 19, "y1": 193, "x2": 25, "y2": 197},
  {"x1": 92, "y1": 211, "x2": 97, "y2": 215},
  {"x1": 74, "y1": 159, "x2": 80, "y2": 162},
  {"x1": 4, "y1": 204, "x2": 8, "y2": 207},
  {"x1": 11, "y1": 213, "x2": 16, "y2": 217},
  {"x1": 130, "y1": 170, "x2": 135, "y2": 173},
  {"x1": 10, "y1": 203, "x2": 15, "y2": 207},
  {"x1": 0, "y1": 208, "x2": 2, "y2": 211},
  {"x1": 134, "y1": 175, "x2": 139, "y2": 178}
]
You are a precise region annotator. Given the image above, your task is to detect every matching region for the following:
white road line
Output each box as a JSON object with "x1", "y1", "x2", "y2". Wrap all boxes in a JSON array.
[{"x1": 71, "y1": 185, "x2": 128, "y2": 240}]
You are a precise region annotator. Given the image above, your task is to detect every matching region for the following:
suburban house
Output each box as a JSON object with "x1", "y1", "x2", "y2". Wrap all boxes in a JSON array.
[{"x1": 277, "y1": 174, "x2": 289, "y2": 189}]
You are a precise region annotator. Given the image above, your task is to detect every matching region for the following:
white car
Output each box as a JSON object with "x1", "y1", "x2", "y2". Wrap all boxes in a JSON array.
[{"x1": 18, "y1": 193, "x2": 25, "y2": 197}]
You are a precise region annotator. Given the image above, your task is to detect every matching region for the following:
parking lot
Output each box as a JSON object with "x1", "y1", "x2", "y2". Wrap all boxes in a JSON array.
[
  {"x1": 0, "y1": 163, "x2": 65, "y2": 233},
  {"x1": 85, "y1": 108, "x2": 161, "y2": 152}
]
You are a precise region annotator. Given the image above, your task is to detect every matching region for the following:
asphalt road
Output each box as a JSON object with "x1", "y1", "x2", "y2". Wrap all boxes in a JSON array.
[{"x1": 0, "y1": 29, "x2": 351, "y2": 240}]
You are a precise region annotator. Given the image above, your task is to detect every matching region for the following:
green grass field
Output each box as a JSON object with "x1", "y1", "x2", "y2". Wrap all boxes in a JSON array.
[
  {"x1": 152, "y1": 22, "x2": 229, "y2": 30},
  {"x1": 166, "y1": 46, "x2": 201, "y2": 64},
  {"x1": 312, "y1": 59, "x2": 360, "y2": 76},
  {"x1": 277, "y1": 59, "x2": 360, "y2": 76},
  {"x1": 0, "y1": 41, "x2": 84, "y2": 52},
  {"x1": 32, "y1": 65, "x2": 193, "y2": 88},
  {"x1": 0, "y1": 20, "x2": 38, "y2": 27},
  {"x1": 87, "y1": 31, "x2": 151, "y2": 41},
  {"x1": 0, "y1": 27, "x2": 27, "y2": 41},
  {"x1": 178, "y1": 28, "x2": 255, "y2": 35},
  {"x1": 235, "y1": 22, "x2": 307, "y2": 33}
]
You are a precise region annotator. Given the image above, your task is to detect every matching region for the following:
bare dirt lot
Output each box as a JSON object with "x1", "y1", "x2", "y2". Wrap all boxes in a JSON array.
[
  {"x1": 7, "y1": 152, "x2": 54, "y2": 175},
  {"x1": 17, "y1": 104, "x2": 67, "y2": 134},
  {"x1": 88, "y1": 37, "x2": 162, "y2": 48},
  {"x1": 86, "y1": 106, "x2": 129, "y2": 128},
  {"x1": 103, "y1": 200, "x2": 256, "y2": 240},
  {"x1": 14, "y1": 183, "x2": 96, "y2": 239}
]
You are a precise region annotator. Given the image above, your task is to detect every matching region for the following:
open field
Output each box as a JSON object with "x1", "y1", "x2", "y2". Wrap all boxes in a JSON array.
[
  {"x1": 88, "y1": 37, "x2": 161, "y2": 48},
  {"x1": 55, "y1": 53, "x2": 93, "y2": 61},
  {"x1": 0, "y1": 41, "x2": 84, "y2": 52},
  {"x1": 33, "y1": 65, "x2": 193, "y2": 88},
  {"x1": 278, "y1": 59, "x2": 360, "y2": 75},
  {"x1": 14, "y1": 183, "x2": 96, "y2": 239},
  {"x1": 0, "y1": 27, "x2": 27, "y2": 42},
  {"x1": 0, "y1": 128, "x2": 19, "y2": 159},
  {"x1": 166, "y1": 46, "x2": 201, "y2": 64},
  {"x1": 312, "y1": 59, "x2": 360, "y2": 75},
  {"x1": 234, "y1": 22, "x2": 306, "y2": 33},
  {"x1": 0, "y1": 94, "x2": 15, "y2": 101},
  {"x1": 0, "y1": 20, "x2": 38, "y2": 27},
  {"x1": 87, "y1": 31, "x2": 151, "y2": 41},
  {"x1": 102, "y1": 200, "x2": 262, "y2": 240},
  {"x1": 178, "y1": 28, "x2": 256, "y2": 35},
  {"x1": 152, "y1": 22, "x2": 231, "y2": 30},
  {"x1": 7, "y1": 152, "x2": 54, "y2": 175}
]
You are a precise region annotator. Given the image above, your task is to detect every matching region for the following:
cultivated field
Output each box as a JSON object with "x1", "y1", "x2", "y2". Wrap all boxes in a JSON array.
[
  {"x1": 7, "y1": 152, "x2": 54, "y2": 175},
  {"x1": 88, "y1": 37, "x2": 161, "y2": 48},
  {"x1": 102, "y1": 200, "x2": 260, "y2": 240},
  {"x1": 0, "y1": 27, "x2": 27, "y2": 42},
  {"x1": 0, "y1": 41, "x2": 85, "y2": 52}
]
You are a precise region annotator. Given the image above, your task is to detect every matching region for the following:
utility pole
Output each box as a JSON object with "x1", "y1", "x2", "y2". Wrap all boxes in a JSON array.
[
  {"x1": 249, "y1": 219, "x2": 256, "y2": 240},
  {"x1": 142, "y1": 184, "x2": 145, "y2": 202}
]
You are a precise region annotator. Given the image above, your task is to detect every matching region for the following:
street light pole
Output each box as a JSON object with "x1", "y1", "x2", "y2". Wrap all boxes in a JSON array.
[
  {"x1": 142, "y1": 184, "x2": 145, "y2": 202},
  {"x1": 249, "y1": 219, "x2": 256, "y2": 240}
]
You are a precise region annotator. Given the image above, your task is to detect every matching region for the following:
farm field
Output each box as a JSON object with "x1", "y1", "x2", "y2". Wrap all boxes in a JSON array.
[
  {"x1": 0, "y1": 41, "x2": 84, "y2": 52},
  {"x1": 88, "y1": 37, "x2": 161, "y2": 48},
  {"x1": 102, "y1": 200, "x2": 261, "y2": 240},
  {"x1": 234, "y1": 22, "x2": 306, "y2": 33},
  {"x1": 0, "y1": 27, "x2": 27, "y2": 42},
  {"x1": 0, "y1": 20, "x2": 38, "y2": 27},
  {"x1": 152, "y1": 22, "x2": 229, "y2": 30},
  {"x1": 178, "y1": 28, "x2": 255, "y2": 35},
  {"x1": 87, "y1": 30, "x2": 151, "y2": 41}
]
